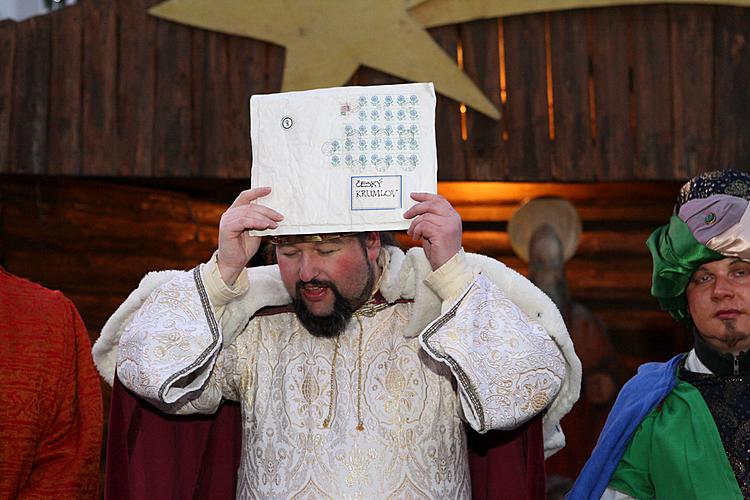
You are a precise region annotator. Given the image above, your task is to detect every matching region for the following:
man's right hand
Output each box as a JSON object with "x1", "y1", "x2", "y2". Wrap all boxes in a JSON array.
[{"x1": 217, "y1": 187, "x2": 283, "y2": 285}]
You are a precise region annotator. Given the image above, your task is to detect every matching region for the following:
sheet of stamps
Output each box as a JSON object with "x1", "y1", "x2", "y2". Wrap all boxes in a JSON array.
[{"x1": 249, "y1": 82, "x2": 438, "y2": 236}]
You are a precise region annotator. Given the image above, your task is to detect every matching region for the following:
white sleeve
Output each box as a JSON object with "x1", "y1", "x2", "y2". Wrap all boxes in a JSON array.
[
  {"x1": 419, "y1": 271, "x2": 566, "y2": 432},
  {"x1": 601, "y1": 487, "x2": 637, "y2": 500},
  {"x1": 116, "y1": 267, "x2": 239, "y2": 413}
]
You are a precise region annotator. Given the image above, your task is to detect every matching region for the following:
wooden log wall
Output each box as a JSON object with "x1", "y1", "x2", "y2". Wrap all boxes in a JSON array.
[
  {"x1": 1, "y1": 2, "x2": 750, "y2": 180},
  {"x1": 0, "y1": 175, "x2": 686, "y2": 379}
]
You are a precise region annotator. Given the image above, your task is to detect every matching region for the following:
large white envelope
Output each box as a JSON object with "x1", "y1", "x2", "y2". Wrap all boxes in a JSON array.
[{"x1": 249, "y1": 83, "x2": 438, "y2": 236}]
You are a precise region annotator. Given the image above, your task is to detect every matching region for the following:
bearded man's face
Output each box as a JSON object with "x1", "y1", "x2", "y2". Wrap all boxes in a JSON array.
[
  {"x1": 687, "y1": 257, "x2": 750, "y2": 354},
  {"x1": 276, "y1": 233, "x2": 381, "y2": 338}
]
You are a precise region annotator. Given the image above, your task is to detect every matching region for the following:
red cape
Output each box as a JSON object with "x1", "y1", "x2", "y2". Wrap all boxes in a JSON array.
[{"x1": 105, "y1": 376, "x2": 545, "y2": 499}]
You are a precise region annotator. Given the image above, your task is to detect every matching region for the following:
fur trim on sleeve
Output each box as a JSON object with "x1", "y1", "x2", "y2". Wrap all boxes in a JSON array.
[
  {"x1": 92, "y1": 270, "x2": 182, "y2": 386},
  {"x1": 92, "y1": 265, "x2": 291, "y2": 387},
  {"x1": 400, "y1": 247, "x2": 582, "y2": 457}
]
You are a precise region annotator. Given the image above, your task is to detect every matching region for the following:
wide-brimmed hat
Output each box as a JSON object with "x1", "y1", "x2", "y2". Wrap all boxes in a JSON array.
[{"x1": 508, "y1": 197, "x2": 582, "y2": 263}]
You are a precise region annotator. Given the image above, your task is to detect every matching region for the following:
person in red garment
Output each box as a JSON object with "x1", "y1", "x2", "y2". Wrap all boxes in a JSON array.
[{"x1": 0, "y1": 268, "x2": 103, "y2": 499}]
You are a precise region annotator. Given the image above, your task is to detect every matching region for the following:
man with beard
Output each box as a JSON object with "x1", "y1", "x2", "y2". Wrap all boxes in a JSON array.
[
  {"x1": 571, "y1": 170, "x2": 750, "y2": 499},
  {"x1": 93, "y1": 186, "x2": 580, "y2": 499},
  {"x1": 508, "y1": 199, "x2": 619, "y2": 483}
]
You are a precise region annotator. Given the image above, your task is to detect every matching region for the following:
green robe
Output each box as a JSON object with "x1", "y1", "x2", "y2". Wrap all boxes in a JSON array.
[{"x1": 608, "y1": 379, "x2": 742, "y2": 499}]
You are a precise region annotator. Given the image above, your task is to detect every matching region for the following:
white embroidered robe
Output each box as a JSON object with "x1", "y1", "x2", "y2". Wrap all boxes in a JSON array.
[{"x1": 112, "y1": 249, "x2": 573, "y2": 499}]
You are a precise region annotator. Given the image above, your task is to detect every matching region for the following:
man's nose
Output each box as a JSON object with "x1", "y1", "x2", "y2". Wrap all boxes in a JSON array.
[
  {"x1": 298, "y1": 254, "x2": 320, "y2": 282},
  {"x1": 712, "y1": 274, "x2": 735, "y2": 300}
]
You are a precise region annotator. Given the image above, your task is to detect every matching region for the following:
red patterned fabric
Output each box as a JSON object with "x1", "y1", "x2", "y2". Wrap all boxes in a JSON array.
[{"x1": 0, "y1": 268, "x2": 103, "y2": 499}]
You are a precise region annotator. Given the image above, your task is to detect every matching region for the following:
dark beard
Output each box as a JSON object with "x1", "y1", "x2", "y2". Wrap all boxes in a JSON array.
[
  {"x1": 293, "y1": 265, "x2": 375, "y2": 338},
  {"x1": 721, "y1": 321, "x2": 748, "y2": 349}
]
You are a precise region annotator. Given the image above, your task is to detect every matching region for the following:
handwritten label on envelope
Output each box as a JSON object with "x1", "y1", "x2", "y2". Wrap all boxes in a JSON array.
[
  {"x1": 248, "y1": 83, "x2": 437, "y2": 236},
  {"x1": 351, "y1": 176, "x2": 402, "y2": 211}
]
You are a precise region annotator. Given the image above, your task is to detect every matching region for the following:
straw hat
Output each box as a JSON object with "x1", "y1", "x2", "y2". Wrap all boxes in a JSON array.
[{"x1": 508, "y1": 197, "x2": 582, "y2": 263}]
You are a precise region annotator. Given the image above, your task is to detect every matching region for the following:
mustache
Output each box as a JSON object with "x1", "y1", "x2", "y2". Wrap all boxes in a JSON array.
[
  {"x1": 293, "y1": 279, "x2": 352, "y2": 339},
  {"x1": 295, "y1": 279, "x2": 338, "y2": 294}
]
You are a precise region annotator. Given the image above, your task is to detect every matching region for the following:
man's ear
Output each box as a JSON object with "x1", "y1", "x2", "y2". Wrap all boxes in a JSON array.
[{"x1": 366, "y1": 231, "x2": 381, "y2": 261}]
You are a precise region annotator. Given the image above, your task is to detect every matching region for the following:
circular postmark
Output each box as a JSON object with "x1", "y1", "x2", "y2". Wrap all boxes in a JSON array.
[{"x1": 281, "y1": 116, "x2": 294, "y2": 130}]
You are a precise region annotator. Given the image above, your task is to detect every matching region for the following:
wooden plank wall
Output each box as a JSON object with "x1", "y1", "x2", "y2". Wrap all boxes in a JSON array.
[
  {"x1": 0, "y1": 1, "x2": 281, "y2": 178},
  {"x1": 0, "y1": 176, "x2": 686, "y2": 375},
  {"x1": 1, "y1": 3, "x2": 749, "y2": 181}
]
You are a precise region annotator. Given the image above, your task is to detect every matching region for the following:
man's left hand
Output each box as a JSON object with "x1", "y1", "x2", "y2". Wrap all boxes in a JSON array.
[{"x1": 404, "y1": 192, "x2": 463, "y2": 270}]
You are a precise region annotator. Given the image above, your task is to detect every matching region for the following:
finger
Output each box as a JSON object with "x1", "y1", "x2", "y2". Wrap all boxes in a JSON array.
[
  {"x1": 404, "y1": 202, "x2": 452, "y2": 220},
  {"x1": 407, "y1": 220, "x2": 423, "y2": 241},
  {"x1": 404, "y1": 195, "x2": 453, "y2": 219},
  {"x1": 409, "y1": 192, "x2": 451, "y2": 206},
  {"x1": 222, "y1": 207, "x2": 282, "y2": 232},
  {"x1": 407, "y1": 215, "x2": 435, "y2": 241},
  {"x1": 410, "y1": 192, "x2": 436, "y2": 202},
  {"x1": 231, "y1": 203, "x2": 284, "y2": 222},
  {"x1": 404, "y1": 201, "x2": 434, "y2": 219},
  {"x1": 406, "y1": 212, "x2": 425, "y2": 235},
  {"x1": 223, "y1": 214, "x2": 280, "y2": 232},
  {"x1": 408, "y1": 212, "x2": 433, "y2": 229},
  {"x1": 229, "y1": 186, "x2": 272, "y2": 209},
  {"x1": 409, "y1": 223, "x2": 432, "y2": 243}
]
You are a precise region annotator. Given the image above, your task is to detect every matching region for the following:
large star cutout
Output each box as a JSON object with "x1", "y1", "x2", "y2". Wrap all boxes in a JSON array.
[{"x1": 149, "y1": 0, "x2": 500, "y2": 119}]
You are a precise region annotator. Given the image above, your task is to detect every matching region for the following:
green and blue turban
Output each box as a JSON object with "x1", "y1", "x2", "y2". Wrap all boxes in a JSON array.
[{"x1": 648, "y1": 170, "x2": 750, "y2": 321}]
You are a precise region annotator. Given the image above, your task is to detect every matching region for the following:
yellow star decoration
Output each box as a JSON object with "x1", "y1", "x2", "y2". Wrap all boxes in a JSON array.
[{"x1": 149, "y1": 0, "x2": 501, "y2": 119}]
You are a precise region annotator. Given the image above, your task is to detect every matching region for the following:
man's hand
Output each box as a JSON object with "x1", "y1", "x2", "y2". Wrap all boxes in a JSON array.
[
  {"x1": 404, "y1": 192, "x2": 462, "y2": 270},
  {"x1": 217, "y1": 187, "x2": 283, "y2": 285}
]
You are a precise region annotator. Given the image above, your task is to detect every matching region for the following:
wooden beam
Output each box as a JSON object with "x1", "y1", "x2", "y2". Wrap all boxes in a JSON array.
[
  {"x1": 670, "y1": 5, "x2": 715, "y2": 177},
  {"x1": 227, "y1": 35, "x2": 270, "y2": 178},
  {"x1": 153, "y1": 15, "x2": 194, "y2": 176},
  {"x1": 550, "y1": 9, "x2": 597, "y2": 181},
  {"x1": 48, "y1": 4, "x2": 82, "y2": 175},
  {"x1": 457, "y1": 229, "x2": 655, "y2": 257},
  {"x1": 428, "y1": 25, "x2": 468, "y2": 180},
  {"x1": 193, "y1": 30, "x2": 235, "y2": 178},
  {"x1": 117, "y1": 0, "x2": 158, "y2": 176},
  {"x1": 503, "y1": 13, "x2": 552, "y2": 180},
  {"x1": 9, "y1": 15, "x2": 50, "y2": 174},
  {"x1": 437, "y1": 180, "x2": 679, "y2": 205},
  {"x1": 460, "y1": 18, "x2": 507, "y2": 180},
  {"x1": 590, "y1": 7, "x2": 635, "y2": 179},
  {"x1": 0, "y1": 20, "x2": 15, "y2": 173},
  {"x1": 713, "y1": 6, "x2": 750, "y2": 170},
  {"x1": 632, "y1": 5, "x2": 673, "y2": 179},
  {"x1": 82, "y1": 0, "x2": 117, "y2": 175}
]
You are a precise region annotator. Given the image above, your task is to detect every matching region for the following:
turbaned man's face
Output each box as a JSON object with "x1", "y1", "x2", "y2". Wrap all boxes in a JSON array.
[
  {"x1": 687, "y1": 257, "x2": 750, "y2": 354},
  {"x1": 276, "y1": 233, "x2": 381, "y2": 338}
]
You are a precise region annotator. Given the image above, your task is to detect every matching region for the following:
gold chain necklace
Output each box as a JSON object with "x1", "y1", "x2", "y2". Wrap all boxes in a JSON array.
[
  {"x1": 321, "y1": 253, "x2": 390, "y2": 431},
  {"x1": 321, "y1": 301, "x2": 391, "y2": 431},
  {"x1": 322, "y1": 335, "x2": 340, "y2": 429}
]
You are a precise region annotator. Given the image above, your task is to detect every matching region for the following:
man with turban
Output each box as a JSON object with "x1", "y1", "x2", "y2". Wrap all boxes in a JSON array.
[{"x1": 570, "y1": 170, "x2": 750, "y2": 499}]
